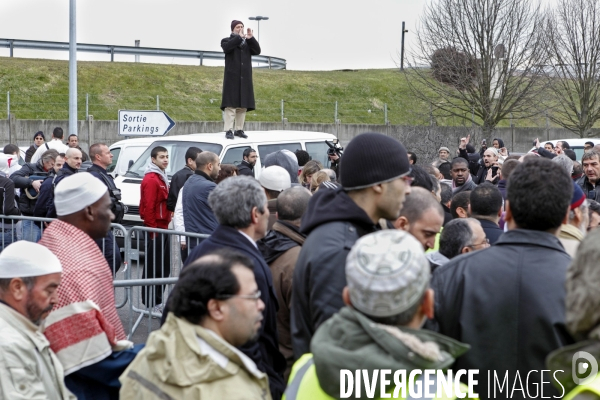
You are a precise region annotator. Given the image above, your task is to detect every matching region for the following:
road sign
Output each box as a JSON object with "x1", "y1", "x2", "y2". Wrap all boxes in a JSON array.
[{"x1": 118, "y1": 110, "x2": 175, "y2": 136}]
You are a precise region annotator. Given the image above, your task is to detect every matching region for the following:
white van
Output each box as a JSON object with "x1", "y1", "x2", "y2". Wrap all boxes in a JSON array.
[
  {"x1": 547, "y1": 138, "x2": 600, "y2": 160},
  {"x1": 114, "y1": 130, "x2": 339, "y2": 227},
  {"x1": 108, "y1": 138, "x2": 154, "y2": 178}
]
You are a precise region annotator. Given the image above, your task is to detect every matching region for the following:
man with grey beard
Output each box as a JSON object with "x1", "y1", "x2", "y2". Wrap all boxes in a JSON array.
[{"x1": 0, "y1": 241, "x2": 75, "y2": 399}]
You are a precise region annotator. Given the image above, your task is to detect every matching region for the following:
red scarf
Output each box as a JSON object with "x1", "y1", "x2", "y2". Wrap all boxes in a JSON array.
[{"x1": 39, "y1": 220, "x2": 128, "y2": 374}]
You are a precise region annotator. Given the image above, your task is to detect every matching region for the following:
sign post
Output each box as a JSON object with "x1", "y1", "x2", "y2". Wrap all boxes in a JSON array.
[{"x1": 118, "y1": 110, "x2": 175, "y2": 136}]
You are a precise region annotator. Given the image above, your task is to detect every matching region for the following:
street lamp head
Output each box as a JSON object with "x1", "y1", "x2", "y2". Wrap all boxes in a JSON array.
[{"x1": 249, "y1": 16, "x2": 269, "y2": 21}]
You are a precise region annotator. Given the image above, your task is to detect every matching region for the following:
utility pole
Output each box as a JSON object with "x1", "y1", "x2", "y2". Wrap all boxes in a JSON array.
[
  {"x1": 400, "y1": 21, "x2": 408, "y2": 70},
  {"x1": 69, "y1": 0, "x2": 77, "y2": 136}
]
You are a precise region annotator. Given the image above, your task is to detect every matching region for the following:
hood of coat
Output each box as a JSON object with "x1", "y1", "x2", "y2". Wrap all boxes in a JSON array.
[
  {"x1": 311, "y1": 307, "x2": 470, "y2": 399},
  {"x1": 426, "y1": 251, "x2": 450, "y2": 268},
  {"x1": 300, "y1": 186, "x2": 377, "y2": 235},
  {"x1": 262, "y1": 150, "x2": 299, "y2": 184},
  {"x1": 559, "y1": 223, "x2": 585, "y2": 242},
  {"x1": 144, "y1": 313, "x2": 266, "y2": 386},
  {"x1": 257, "y1": 221, "x2": 305, "y2": 264},
  {"x1": 145, "y1": 162, "x2": 169, "y2": 188}
]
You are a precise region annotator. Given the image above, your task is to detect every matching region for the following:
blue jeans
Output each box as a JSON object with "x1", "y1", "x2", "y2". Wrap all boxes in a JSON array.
[
  {"x1": 21, "y1": 220, "x2": 41, "y2": 242},
  {"x1": 0, "y1": 228, "x2": 15, "y2": 251}
]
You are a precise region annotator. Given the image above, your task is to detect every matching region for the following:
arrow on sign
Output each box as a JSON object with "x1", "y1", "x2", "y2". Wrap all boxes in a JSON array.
[{"x1": 118, "y1": 110, "x2": 176, "y2": 137}]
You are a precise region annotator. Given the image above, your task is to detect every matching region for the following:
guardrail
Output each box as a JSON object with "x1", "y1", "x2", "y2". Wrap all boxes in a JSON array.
[{"x1": 0, "y1": 38, "x2": 287, "y2": 70}]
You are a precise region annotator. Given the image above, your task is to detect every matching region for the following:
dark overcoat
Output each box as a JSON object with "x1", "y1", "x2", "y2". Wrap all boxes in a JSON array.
[
  {"x1": 220, "y1": 34, "x2": 261, "y2": 111},
  {"x1": 427, "y1": 229, "x2": 575, "y2": 399}
]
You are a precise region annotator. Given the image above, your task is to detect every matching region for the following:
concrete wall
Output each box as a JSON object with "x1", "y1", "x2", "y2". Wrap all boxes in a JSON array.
[{"x1": 3, "y1": 117, "x2": 596, "y2": 163}]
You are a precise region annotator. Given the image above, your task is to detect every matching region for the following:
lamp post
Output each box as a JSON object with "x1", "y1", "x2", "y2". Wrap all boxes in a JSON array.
[
  {"x1": 69, "y1": 0, "x2": 77, "y2": 136},
  {"x1": 400, "y1": 21, "x2": 409, "y2": 71},
  {"x1": 248, "y1": 16, "x2": 269, "y2": 43}
]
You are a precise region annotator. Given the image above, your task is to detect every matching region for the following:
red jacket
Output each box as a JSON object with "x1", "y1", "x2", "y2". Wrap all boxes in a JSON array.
[{"x1": 140, "y1": 172, "x2": 171, "y2": 230}]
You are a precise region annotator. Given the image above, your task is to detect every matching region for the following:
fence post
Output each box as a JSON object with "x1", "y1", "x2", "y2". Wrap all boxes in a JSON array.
[
  {"x1": 85, "y1": 93, "x2": 89, "y2": 120},
  {"x1": 6, "y1": 91, "x2": 9, "y2": 119},
  {"x1": 88, "y1": 115, "x2": 94, "y2": 149},
  {"x1": 334, "y1": 101, "x2": 338, "y2": 123},
  {"x1": 157, "y1": 95, "x2": 160, "y2": 111},
  {"x1": 9, "y1": 40, "x2": 13, "y2": 57},
  {"x1": 281, "y1": 99, "x2": 284, "y2": 123},
  {"x1": 384, "y1": 103, "x2": 388, "y2": 125},
  {"x1": 135, "y1": 40, "x2": 140, "y2": 63}
]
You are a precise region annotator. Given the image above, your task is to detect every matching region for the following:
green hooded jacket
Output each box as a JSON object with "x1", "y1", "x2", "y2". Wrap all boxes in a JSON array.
[{"x1": 285, "y1": 307, "x2": 473, "y2": 400}]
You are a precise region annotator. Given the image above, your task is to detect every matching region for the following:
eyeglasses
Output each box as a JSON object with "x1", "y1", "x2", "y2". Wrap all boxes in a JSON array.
[
  {"x1": 467, "y1": 238, "x2": 490, "y2": 248},
  {"x1": 216, "y1": 290, "x2": 261, "y2": 301}
]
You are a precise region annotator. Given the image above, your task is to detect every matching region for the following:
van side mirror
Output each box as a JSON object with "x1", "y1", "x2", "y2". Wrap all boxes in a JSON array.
[{"x1": 128, "y1": 160, "x2": 134, "y2": 169}]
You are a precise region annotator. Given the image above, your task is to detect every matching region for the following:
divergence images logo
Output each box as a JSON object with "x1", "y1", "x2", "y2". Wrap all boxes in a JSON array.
[{"x1": 572, "y1": 351, "x2": 599, "y2": 386}]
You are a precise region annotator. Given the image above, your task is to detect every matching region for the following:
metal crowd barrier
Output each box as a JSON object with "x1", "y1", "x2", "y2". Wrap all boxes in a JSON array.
[
  {"x1": 0, "y1": 215, "x2": 211, "y2": 340},
  {"x1": 0, "y1": 214, "x2": 130, "y2": 307},
  {"x1": 119, "y1": 226, "x2": 210, "y2": 339}
]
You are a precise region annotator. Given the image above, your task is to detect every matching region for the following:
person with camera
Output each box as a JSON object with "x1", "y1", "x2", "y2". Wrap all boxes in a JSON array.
[
  {"x1": 327, "y1": 149, "x2": 340, "y2": 178},
  {"x1": 88, "y1": 143, "x2": 125, "y2": 275},
  {"x1": 326, "y1": 141, "x2": 343, "y2": 180},
  {"x1": 11, "y1": 149, "x2": 58, "y2": 242}
]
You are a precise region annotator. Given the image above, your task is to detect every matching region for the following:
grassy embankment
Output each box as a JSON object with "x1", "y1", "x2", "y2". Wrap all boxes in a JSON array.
[{"x1": 0, "y1": 57, "x2": 563, "y2": 128}]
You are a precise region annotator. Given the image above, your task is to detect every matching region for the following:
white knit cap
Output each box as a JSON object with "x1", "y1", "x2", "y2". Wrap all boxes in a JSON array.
[
  {"x1": 54, "y1": 172, "x2": 108, "y2": 216},
  {"x1": 259, "y1": 166, "x2": 292, "y2": 192},
  {"x1": 346, "y1": 230, "x2": 430, "y2": 318},
  {"x1": 0, "y1": 241, "x2": 62, "y2": 278}
]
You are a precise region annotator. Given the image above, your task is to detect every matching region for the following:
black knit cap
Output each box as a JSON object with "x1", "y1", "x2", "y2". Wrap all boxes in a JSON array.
[
  {"x1": 340, "y1": 132, "x2": 410, "y2": 190},
  {"x1": 33, "y1": 131, "x2": 45, "y2": 140},
  {"x1": 231, "y1": 20, "x2": 244, "y2": 31}
]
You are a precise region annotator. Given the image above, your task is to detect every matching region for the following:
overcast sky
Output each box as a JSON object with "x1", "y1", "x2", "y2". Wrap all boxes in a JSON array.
[{"x1": 0, "y1": 0, "x2": 556, "y2": 71}]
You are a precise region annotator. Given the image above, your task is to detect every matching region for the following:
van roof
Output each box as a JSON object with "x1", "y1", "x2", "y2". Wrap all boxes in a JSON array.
[
  {"x1": 111, "y1": 130, "x2": 337, "y2": 147},
  {"x1": 547, "y1": 138, "x2": 600, "y2": 146},
  {"x1": 110, "y1": 137, "x2": 157, "y2": 148}
]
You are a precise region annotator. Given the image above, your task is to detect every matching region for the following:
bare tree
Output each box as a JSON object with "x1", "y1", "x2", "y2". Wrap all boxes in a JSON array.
[
  {"x1": 407, "y1": 0, "x2": 547, "y2": 137},
  {"x1": 543, "y1": 0, "x2": 600, "y2": 138}
]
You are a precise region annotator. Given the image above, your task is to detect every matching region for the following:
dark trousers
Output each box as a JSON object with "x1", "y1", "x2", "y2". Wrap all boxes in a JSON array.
[
  {"x1": 95, "y1": 230, "x2": 122, "y2": 277},
  {"x1": 141, "y1": 233, "x2": 171, "y2": 306},
  {"x1": 64, "y1": 344, "x2": 144, "y2": 400}
]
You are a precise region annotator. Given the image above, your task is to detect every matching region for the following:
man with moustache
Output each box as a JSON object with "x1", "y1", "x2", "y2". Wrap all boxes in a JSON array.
[
  {"x1": 0, "y1": 241, "x2": 75, "y2": 399},
  {"x1": 120, "y1": 251, "x2": 271, "y2": 399},
  {"x1": 451, "y1": 157, "x2": 477, "y2": 193}
]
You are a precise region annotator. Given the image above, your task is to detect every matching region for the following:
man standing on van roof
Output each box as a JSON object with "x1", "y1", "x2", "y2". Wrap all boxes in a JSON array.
[{"x1": 221, "y1": 20, "x2": 261, "y2": 140}]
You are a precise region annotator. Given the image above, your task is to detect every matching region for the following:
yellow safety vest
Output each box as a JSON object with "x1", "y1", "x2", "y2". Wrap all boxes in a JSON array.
[
  {"x1": 284, "y1": 354, "x2": 478, "y2": 400},
  {"x1": 564, "y1": 373, "x2": 600, "y2": 400}
]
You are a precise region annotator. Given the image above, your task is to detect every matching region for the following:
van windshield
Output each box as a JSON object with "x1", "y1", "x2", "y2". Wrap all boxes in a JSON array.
[{"x1": 124, "y1": 141, "x2": 223, "y2": 179}]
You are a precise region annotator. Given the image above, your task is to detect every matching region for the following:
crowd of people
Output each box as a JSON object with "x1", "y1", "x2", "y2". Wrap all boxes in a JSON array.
[{"x1": 1, "y1": 128, "x2": 600, "y2": 399}]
